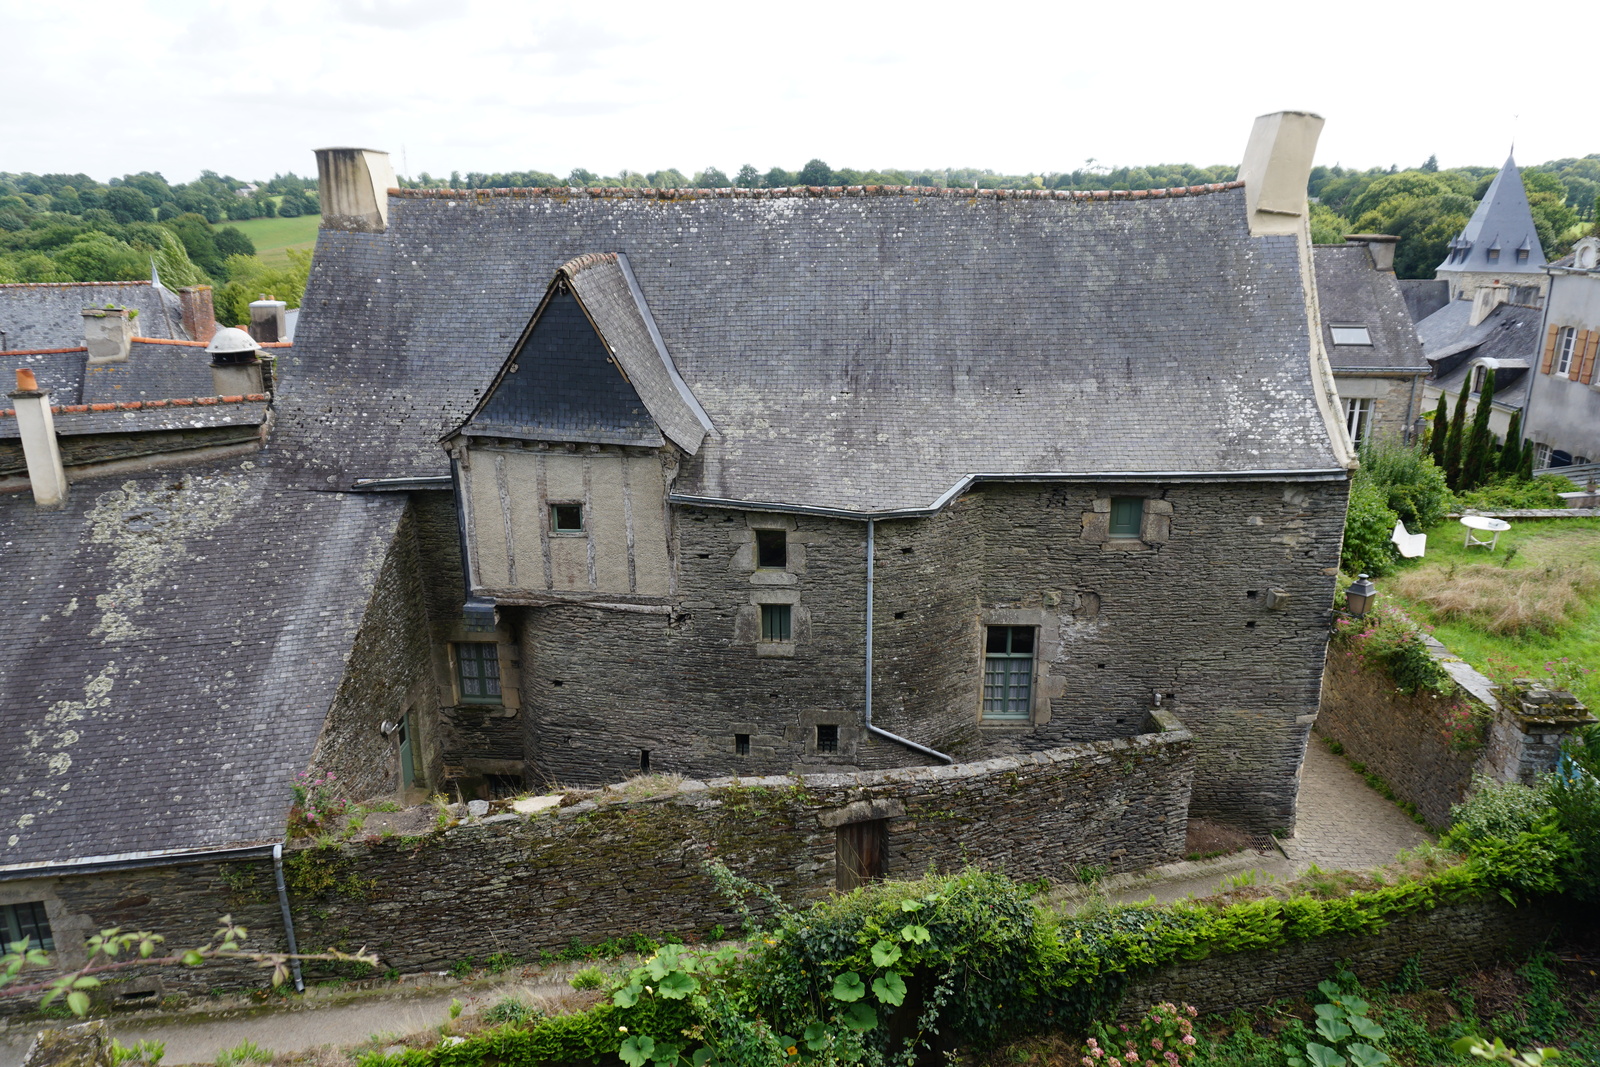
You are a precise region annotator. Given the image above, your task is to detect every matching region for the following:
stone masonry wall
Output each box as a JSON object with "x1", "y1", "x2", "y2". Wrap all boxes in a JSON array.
[
  {"x1": 516, "y1": 479, "x2": 1344, "y2": 832},
  {"x1": 289, "y1": 715, "x2": 1193, "y2": 974},
  {"x1": 1317, "y1": 650, "x2": 1479, "y2": 829},
  {"x1": 308, "y1": 506, "x2": 436, "y2": 802},
  {"x1": 1123, "y1": 897, "x2": 1560, "y2": 1018}
]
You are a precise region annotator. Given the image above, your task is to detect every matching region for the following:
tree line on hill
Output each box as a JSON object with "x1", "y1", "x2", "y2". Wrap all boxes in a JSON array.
[{"x1": 0, "y1": 170, "x2": 320, "y2": 326}]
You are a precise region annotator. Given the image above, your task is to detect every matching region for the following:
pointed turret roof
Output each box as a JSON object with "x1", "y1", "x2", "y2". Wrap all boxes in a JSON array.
[{"x1": 1437, "y1": 154, "x2": 1546, "y2": 275}]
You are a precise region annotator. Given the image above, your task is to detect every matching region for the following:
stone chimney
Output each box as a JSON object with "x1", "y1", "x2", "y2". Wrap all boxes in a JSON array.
[
  {"x1": 1237, "y1": 110, "x2": 1325, "y2": 236},
  {"x1": 178, "y1": 286, "x2": 217, "y2": 344},
  {"x1": 8, "y1": 368, "x2": 68, "y2": 507},
  {"x1": 1471, "y1": 284, "x2": 1510, "y2": 326},
  {"x1": 1345, "y1": 233, "x2": 1399, "y2": 272},
  {"x1": 206, "y1": 327, "x2": 265, "y2": 396},
  {"x1": 82, "y1": 306, "x2": 133, "y2": 364},
  {"x1": 248, "y1": 297, "x2": 288, "y2": 343},
  {"x1": 314, "y1": 147, "x2": 395, "y2": 233}
]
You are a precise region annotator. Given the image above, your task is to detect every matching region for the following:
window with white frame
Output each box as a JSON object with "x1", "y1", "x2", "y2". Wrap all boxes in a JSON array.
[
  {"x1": 1344, "y1": 397, "x2": 1373, "y2": 444},
  {"x1": 1555, "y1": 327, "x2": 1578, "y2": 376}
]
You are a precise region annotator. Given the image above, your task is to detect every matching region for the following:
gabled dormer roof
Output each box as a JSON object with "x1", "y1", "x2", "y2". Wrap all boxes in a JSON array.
[
  {"x1": 1437, "y1": 155, "x2": 1546, "y2": 276},
  {"x1": 447, "y1": 253, "x2": 709, "y2": 455}
]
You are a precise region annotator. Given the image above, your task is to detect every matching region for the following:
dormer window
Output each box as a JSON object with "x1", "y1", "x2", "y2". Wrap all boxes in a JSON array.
[
  {"x1": 1487, "y1": 247, "x2": 1500, "y2": 262},
  {"x1": 1471, "y1": 364, "x2": 1488, "y2": 394},
  {"x1": 1516, "y1": 248, "x2": 1529, "y2": 262},
  {"x1": 1330, "y1": 325, "x2": 1372, "y2": 346}
]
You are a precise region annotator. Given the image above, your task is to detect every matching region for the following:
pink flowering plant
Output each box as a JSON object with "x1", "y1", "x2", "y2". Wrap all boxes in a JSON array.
[
  {"x1": 1080, "y1": 1002, "x2": 1200, "y2": 1067},
  {"x1": 1443, "y1": 702, "x2": 1491, "y2": 753},
  {"x1": 1543, "y1": 657, "x2": 1593, "y2": 695},
  {"x1": 288, "y1": 770, "x2": 347, "y2": 837},
  {"x1": 1334, "y1": 606, "x2": 1450, "y2": 696}
]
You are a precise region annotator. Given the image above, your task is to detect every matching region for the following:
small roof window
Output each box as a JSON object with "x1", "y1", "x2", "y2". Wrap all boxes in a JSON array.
[{"x1": 1330, "y1": 325, "x2": 1372, "y2": 346}]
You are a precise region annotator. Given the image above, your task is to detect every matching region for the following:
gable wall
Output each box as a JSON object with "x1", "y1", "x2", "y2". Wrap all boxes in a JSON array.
[{"x1": 1524, "y1": 271, "x2": 1600, "y2": 463}]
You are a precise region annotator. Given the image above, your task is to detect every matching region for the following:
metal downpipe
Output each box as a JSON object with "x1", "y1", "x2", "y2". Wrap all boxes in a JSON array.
[
  {"x1": 863, "y1": 518, "x2": 953, "y2": 764},
  {"x1": 272, "y1": 843, "x2": 304, "y2": 993}
]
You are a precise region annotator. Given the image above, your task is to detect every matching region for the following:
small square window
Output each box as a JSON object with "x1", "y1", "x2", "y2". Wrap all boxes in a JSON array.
[
  {"x1": 1108, "y1": 497, "x2": 1144, "y2": 539},
  {"x1": 816, "y1": 724, "x2": 839, "y2": 753},
  {"x1": 735, "y1": 733, "x2": 750, "y2": 756},
  {"x1": 454, "y1": 642, "x2": 502, "y2": 705},
  {"x1": 760, "y1": 604, "x2": 792, "y2": 642},
  {"x1": 550, "y1": 503, "x2": 584, "y2": 533},
  {"x1": 1330, "y1": 325, "x2": 1372, "y2": 346},
  {"x1": 1, "y1": 901, "x2": 52, "y2": 951},
  {"x1": 755, "y1": 529, "x2": 787, "y2": 569}
]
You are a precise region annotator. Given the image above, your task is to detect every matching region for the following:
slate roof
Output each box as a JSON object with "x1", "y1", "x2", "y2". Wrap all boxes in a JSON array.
[
  {"x1": 1437, "y1": 156, "x2": 1546, "y2": 276},
  {"x1": 1397, "y1": 279, "x2": 1451, "y2": 324},
  {"x1": 1417, "y1": 298, "x2": 1542, "y2": 401},
  {"x1": 0, "y1": 463, "x2": 407, "y2": 867},
  {"x1": 277, "y1": 184, "x2": 1344, "y2": 513},
  {"x1": 0, "y1": 281, "x2": 188, "y2": 352},
  {"x1": 4, "y1": 338, "x2": 288, "y2": 420},
  {"x1": 1313, "y1": 245, "x2": 1428, "y2": 374}
]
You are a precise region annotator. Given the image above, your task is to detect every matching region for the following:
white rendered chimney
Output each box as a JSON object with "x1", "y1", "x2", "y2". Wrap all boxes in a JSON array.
[
  {"x1": 82, "y1": 306, "x2": 133, "y2": 364},
  {"x1": 248, "y1": 297, "x2": 288, "y2": 343},
  {"x1": 1345, "y1": 233, "x2": 1399, "y2": 273},
  {"x1": 1471, "y1": 284, "x2": 1510, "y2": 327},
  {"x1": 314, "y1": 147, "x2": 395, "y2": 233},
  {"x1": 1237, "y1": 111, "x2": 1325, "y2": 236},
  {"x1": 8, "y1": 368, "x2": 68, "y2": 507}
]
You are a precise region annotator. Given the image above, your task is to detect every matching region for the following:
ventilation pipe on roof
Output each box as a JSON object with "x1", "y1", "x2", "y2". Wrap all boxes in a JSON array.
[
  {"x1": 314, "y1": 147, "x2": 396, "y2": 233},
  {"x1": 82, "y1": 306, "x2": 133, "y2": 364},
  {"x1": 1237, "y1": 111, "x2": 1325, "y2": 237},
  {"x1": 8, "y1": 368, "x2": 68, "y2": 507},
  {"x1": 207, "y1": 326, "x2": 266, "y2": 397}
]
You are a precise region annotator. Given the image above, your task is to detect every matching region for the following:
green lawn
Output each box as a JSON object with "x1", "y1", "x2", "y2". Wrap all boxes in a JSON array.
[
  {"x1": 1382, "y1": 518, "x2": 1600, "y2": 706},
  {"x1": 225, "y1": 214, "x2": 320, "y2": 267}
]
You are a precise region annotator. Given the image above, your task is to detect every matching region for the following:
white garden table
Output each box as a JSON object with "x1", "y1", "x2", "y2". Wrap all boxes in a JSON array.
[{"x1": 1460, "y1": 514, "x2": 1511, "y2": 551}]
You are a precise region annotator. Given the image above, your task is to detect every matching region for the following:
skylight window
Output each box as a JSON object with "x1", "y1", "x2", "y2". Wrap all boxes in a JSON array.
[{"x1": 1330, "y1": 325, "x2": 1372, "y2": 346}]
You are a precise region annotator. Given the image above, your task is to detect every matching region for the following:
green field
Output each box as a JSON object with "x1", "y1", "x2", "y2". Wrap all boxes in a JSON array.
[{"x1": 225, "y1": 214, "x2": 320, "y2": 267}]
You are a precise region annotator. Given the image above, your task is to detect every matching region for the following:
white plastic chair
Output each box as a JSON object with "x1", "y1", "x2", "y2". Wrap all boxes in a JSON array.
[{"x1": 1391, "y1": 520, "x2": 1427, "y2": 558}]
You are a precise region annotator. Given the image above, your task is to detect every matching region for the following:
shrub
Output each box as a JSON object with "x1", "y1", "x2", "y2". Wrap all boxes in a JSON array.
[
  {"x1": 1547, "y1": 769, "x2": 1600, "y2": 903},
  {"x1": 1335, "y1": 606, "x2": 1449, "y2": 694},
  {"x1": 1342, "y1": 477, "x2": 1400, "y2": 577},
  {"x1": 1082, "y1": 1001, "x2": 1200, "y2": 1066},
  {"x1": 1358, "y1": 441, "x2": 1454, "y2": 529},
  {"x1": 482, "y1": 996, "x2": 541, "y2": 1025},
  {"x1": 1457, "y1": 474, "x2": 1580, "y2": 511},
  {"x1": 570, "y1": 966, "x2": 607, "y2": 990},
  {"x1": 1445, "y1": 777, "x2": 1550, "y2": 843}
]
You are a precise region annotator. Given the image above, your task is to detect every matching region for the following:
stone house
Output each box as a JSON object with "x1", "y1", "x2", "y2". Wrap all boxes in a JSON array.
[
  {"x1": 1521, "y1": 235, "x2": 1600, "y2": 469},
  {"x1": 1313, "y1": 235, "x2": 1431, "y2": 445},
  {"x1": 0, "y1": 113, "x2": 1353, "y2": 983}
]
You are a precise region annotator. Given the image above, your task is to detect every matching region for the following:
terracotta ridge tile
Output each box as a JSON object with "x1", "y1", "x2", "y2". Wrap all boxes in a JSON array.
[
  {"x1": 0, "y1": 346, "x2": 89, "y2": 357},
  {"x1": 387, "y1": 179, "x2": 1247, "y2": 204}
]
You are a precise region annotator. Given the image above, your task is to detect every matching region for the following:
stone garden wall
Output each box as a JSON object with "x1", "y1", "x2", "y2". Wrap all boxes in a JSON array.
[{"x1": 288, "y1": 711, "x2": 1194, "y2": 974}]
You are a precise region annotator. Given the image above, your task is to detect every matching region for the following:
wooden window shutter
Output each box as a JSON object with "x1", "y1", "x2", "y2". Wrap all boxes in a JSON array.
[
  {"x1": 1571, "y1": 331, "x2": 1588, "y2": 381},
  {"x1": 1583, "y1": 331, "x2": 1600, "y2": 384},
  {"x1": 1541, "y1": 325, "x2": 1559, "y2": 374}
]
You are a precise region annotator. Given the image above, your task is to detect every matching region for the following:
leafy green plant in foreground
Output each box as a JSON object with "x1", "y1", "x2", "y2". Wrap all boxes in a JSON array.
[{"x1": 1286, "y1": 980, "x2": 1389, "y2": 1067}]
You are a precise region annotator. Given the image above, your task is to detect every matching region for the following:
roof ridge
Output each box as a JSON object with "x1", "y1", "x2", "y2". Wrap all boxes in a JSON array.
[
  {"x1": 559, "y1": 251, "x2": 619, "y2": 276},
  {"x1": 389, "y1": 181, "x2": 1246, "y2": 204},
  {"x1": 0, "y1": 393, "x2": 270, "y2": 418},
  {"x1": 0, "y1": 280, "x2": 153, "y2": 289},
  {"x1": 130, "y1": 336, "x2": 294, "y2": 349},
  {"x1": 0, "y1": 346, "x2": 89, "y2": 357}
]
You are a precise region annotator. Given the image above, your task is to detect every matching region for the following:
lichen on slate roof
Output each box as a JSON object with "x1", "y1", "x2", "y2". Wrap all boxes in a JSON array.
[
  {"x1": 277, "y1": 186, "x2": 1343, "y2": 512},
  {"x1": 0, "y1": 463, "x2": 407, "y2": 866}
]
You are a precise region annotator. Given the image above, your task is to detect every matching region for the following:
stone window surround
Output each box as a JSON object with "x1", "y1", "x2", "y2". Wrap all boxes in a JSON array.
[
  {"x1": 797, "y1": 708, "x2": 859, "y2": 758},
  {"x1": 438, "y1": 624, "x2": 521, "y2": 713},
  {"x1": 730, "y1": 513, "x2": 808, "y2": 584},
  {"x1": 976, "y1": 607, "x2": 1062, "y2": 727},
  {"x1": 1081, "y1": 490, "x2": 1173, "y2": 552},
  {"x1": 735, "y1": 587, "x2": 810, "y2": 658}
]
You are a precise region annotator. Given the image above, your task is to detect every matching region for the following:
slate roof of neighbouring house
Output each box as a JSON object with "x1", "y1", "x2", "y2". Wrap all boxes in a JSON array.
[
  {"x1": 1437, "y1": 156, "x2": 1547, "y2": 276},
  {"x1": 0, "y1": 463, "x2": 407, "y2": 867},
  {"x1": 1418, "y1": 298, "x2": 1542, "y2": 401},
  {"x1": 0, "y1": 280, "x2": 188, "y2": 351},
  {"x1": 1312, "y1": 245, "x2": 1429, "y2": 374},
  {"x1": 1397, "y1": 279, "x2": 1451, "y2": 324},
  {"x1": 275, "y1": 183, "x2": 1345, "y2": 513}
]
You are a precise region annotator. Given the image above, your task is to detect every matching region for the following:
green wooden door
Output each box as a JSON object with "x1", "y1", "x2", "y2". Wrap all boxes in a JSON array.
[{"x1": 398, "y1": 715, "x2": 415, "y2": 787}]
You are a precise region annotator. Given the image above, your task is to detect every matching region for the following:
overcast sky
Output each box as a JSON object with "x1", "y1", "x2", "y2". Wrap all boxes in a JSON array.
[{"x1": 5, "y1": 0, "x2": 1593, "y2": 185}]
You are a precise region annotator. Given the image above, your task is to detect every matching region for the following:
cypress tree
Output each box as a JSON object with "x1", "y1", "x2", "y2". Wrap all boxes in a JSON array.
[
  {"x1": 1521, "y1": 439, "x2": 1536, "y2": 480},
  {"x1": 1429, "y1": 393, "x2": 1449, "y2": 469},
  {"x1": 1498, "y1": 410, "x2": 1524, "y2": 478},
  {"x1": 1445, "y1": 384, "x2": 1469, "y2": 490},
  {"x1": 1463, "y1": 368, "x2": 1497, "y2": 490}
]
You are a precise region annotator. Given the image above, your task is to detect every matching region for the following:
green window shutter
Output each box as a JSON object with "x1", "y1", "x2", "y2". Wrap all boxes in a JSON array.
[{"x1": 1109, "y1": 497, "x2": 1144, "y2": 538}]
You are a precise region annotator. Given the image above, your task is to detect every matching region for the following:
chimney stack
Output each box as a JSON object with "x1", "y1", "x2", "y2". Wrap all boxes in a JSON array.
[
  {"x1": 8, "y1": 368, "x2": 68, "y2": 507},
  {"x1": 206, "y1": 327, "x2": 266, "y2": 397},
  {"x1": 314, "y1": 147, "x2": 395, "y2": 233},
  {"x1": 1344, "y1": 233, "x2": 1399, "y2": 273},
  {"x1": 1237, "y1": 110, "x2": 1325, "y2": 236},
  {"x1": 178, "y1": 286, "x2": 217, "y2": 344},
  {"x1": 1471, "y1": 284, "x2": 1510, "y2": 327},
  {"x1": 82, "y1": 306, "x2": 133, "y2": 364},
  {"x1": 248, "y1": 297, "x2": 288, "y2": 343}
]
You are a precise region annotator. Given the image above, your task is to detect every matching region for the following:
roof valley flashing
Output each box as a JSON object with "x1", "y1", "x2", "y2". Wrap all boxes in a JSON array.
[{"x1": 305, "y1": 109, "x2": 1352, "y2": 511}]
